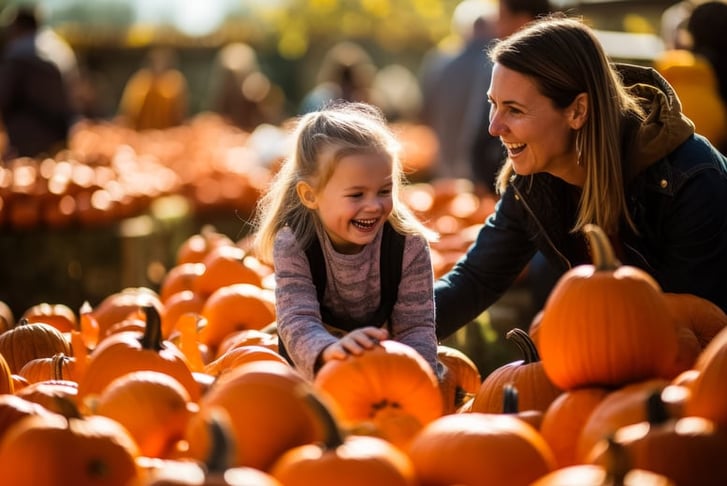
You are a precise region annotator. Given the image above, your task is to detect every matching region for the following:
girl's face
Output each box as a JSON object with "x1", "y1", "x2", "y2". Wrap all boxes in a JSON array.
[
  {"x1": 487, "y1": 63, "x2": 586, "y2": 186},
  {"x1": 300, "y1": 151, "x2": 394, "y2": 254}
]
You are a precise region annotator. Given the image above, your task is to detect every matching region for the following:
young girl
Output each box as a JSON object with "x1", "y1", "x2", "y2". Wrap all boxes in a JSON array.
[{"x1": 252, "y1": 101, "x2": 441, "y2": 381}]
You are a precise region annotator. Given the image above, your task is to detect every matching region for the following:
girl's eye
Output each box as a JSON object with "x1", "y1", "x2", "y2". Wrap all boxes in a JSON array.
[
  {"x1": 379, "y1": 188, "x2": 392, "y2": 197},
  {"x1": 346, "y1": 192, "x2": 363, "y2": 199}
]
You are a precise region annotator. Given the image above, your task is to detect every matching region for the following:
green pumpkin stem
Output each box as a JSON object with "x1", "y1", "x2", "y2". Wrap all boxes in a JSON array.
[
  {"x1": 301, "y1": 386, "x2": 345, "y2": 450},
  {"x1": 140, "y1": 305, "x2": 164, "y2": 351},
  {"x1": 583, "y1": 223, "x2": 621, "y2": 271},
  {"x1": 502, "y1": 383, "x2": 519, "y2": 414},
  {"x1": 205, "y1": 410, "x2": 235, "y2": 473},
  {"x1": 506, "y1": 327, "x2": 541, "y2": 363}
]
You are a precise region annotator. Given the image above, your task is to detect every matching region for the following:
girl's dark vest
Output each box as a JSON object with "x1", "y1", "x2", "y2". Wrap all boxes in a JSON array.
[{"x1": 278, "y1": 222, "x2": 405, "y2": 365}]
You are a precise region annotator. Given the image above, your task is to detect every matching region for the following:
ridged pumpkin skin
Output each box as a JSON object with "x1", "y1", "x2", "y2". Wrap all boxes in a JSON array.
[
  {"x1": 538, "y1": 225, "x2": 679, "y2": 390},
  {"x1": 0, "y1": 321, "x2": 72, "y2": 374},
  {"x1": 0, "y1": 412, "x2": 140, "y2": 486},
  {"x1": 314, "y1": 340, "x2": 443, "y2": 428}
]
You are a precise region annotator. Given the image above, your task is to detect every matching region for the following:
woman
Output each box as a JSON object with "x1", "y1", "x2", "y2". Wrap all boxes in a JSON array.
[{"x1": 435, "y1": 15, "x2": 727, "y2": 338}]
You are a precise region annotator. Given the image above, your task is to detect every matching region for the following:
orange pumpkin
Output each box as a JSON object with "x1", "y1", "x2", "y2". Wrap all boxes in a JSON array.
[
  {"x1": 193, "y1": 244, "x2": 264, "y2": 297},
  {"x1": 78, "y1": 305, "x2": 199, "y2": 403},
  {"x1": 94, "y1": 370, "x2": 198, "y2": 459},
  {"x1": 539, "y1": 386, "x2": 610, "y2": 468},
  {"x1": 270, "y1": 389, "x2": 418, "y2": 486},
  {"x1": 21, "y1": 303, "x2": 78, "y2": 333},
  {"x1": 204, "y1": 345, "x2": 288, "y2": 378},
  {"x1": 17, "y1": 352, "x2": 78, "y2": 384},
  {"x1": 684, "y1": 325, "x2": 727, "y2": 428},
  {"x1": 576, "y1": 378, "x2": 669, "y2": 463},
  {"x1": 0, "y1": 351, "x2": 14, "y2": 394},
  {"x1": 437, "y1": 344, "x2": 481, "y2": 414},
  {"x1": 199, "y1": 283, "x2": 276, "y2": 353},
  {"x1": 533, "y1": 437, "x2": 674, "y2": 485},
  {"x1": 538, "y1": 224, "x2": 679, "y2": 390},
  {"x1": 0, "y1": 403, "x2": 140, "y2": 485},
  {"x1": 588, "y1": 391, "x2": 727, "y2": 486},
  {"x1": 407, "y1": 412, "x2": 556, "y2": 486},
  {"x1": 314, "y1": 340, "x2": 443, "y2": 430},
  {"x1": 0, "y1": 320, "x2": 72, "y2": 373},
  {"x1": 184, "y1": 360, "x2": 322, "y2": 471},
  {"x1": 471, "y1": 328, "x2": 561, "y2": 414}
]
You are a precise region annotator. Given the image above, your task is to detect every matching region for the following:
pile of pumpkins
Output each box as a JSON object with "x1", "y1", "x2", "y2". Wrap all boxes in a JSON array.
[{"x1": 0, "y1": 223, "x2": 726, "y2": 485}]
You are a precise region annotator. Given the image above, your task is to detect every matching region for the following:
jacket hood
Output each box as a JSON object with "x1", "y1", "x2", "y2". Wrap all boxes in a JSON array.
[{"x1": 617, "y1": 63, "x2": 695, "y2": 180}]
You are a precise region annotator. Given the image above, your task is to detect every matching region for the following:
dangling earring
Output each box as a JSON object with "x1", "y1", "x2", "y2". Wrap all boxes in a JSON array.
[{"x1": 576, "y1": 131, "x2": 583, "y2": 166}]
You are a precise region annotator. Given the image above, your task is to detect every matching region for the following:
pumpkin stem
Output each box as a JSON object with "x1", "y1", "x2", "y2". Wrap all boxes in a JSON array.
[
  {"x1": 502, "y1": 383, "x2": 519, "y2": 414},
  {"x1": 51, "y1": 353, "x2": 66, "y2": 381},
  {"x1": 53, "y1": 394, "x2": 83, "y2": 421},
  {"x1": 300, "y1": 385, "x2": 345, "y2": 450},
  {"x1": 583, "y1": 224, "x2": 620, "y2": 271},
  {"x1": 139, "y1": 305, "x2": 164, "y2": 352},
  {"x1": 205, "y1": 409, "x2": 235, "y2": 474},
  {"x1": 646, "y1": 389, "x2": 670, "y2": 426},
  {"x1": 506, "y1": 328, "x2": 540, "y2": 363}
]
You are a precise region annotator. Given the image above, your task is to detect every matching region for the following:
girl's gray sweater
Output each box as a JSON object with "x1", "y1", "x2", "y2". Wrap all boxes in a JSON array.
[{"x1": 273, "y1": 225, "x2": 439, "y2": 381}]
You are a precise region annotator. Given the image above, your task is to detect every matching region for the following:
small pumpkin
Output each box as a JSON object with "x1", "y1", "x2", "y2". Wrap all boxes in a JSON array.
[
  {"x1": 78, "y1": 305, "x2": 199, "y2": 403},
  {"x1": 436, "y1": 344, "x2": 481, "y2": 414},
  {"x1": 93, "y1": 370, "x2": 197, "y2": 459},
  {"x1": 471, "y1": 328, "x2": 561, "y2": 414},
  {"x1": 0, "y1": 320, "x2": 72, "y2": 374}
]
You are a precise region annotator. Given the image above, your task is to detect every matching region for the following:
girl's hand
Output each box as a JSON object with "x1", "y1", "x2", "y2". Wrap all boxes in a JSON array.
[{"x1": 321, "y1": 326, "x2": 389, "y2": 362}]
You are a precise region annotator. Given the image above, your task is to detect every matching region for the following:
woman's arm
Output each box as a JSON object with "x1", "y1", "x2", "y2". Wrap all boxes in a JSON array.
[{"x1": 434, "y1": 189, "x2": 537, "y2": 339}]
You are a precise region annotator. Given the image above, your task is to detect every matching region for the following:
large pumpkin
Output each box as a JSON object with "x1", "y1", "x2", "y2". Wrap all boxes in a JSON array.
[
  {"x1": 407, "y1": 412, "x2": 556, "y2": 486},
  {"x1": 313, "y1": 340, "x2": 443, "y2": 431},
  {"x1": 538, "y1": 224, "x2": 679, "y2": 390}
]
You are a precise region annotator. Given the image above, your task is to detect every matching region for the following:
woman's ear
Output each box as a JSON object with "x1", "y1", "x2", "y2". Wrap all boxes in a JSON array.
[
  {"x1": 568, "y1": 92, "x2": 589, "y2": 130},
  {"x1": 296, "y1": 181, "x2": 318, "y2": 209}
]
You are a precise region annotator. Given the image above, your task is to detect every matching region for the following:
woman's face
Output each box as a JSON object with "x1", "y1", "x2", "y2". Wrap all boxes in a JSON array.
[
  {"x1": 302, "y1": 151, "x2": 394, "y2": 254},
  {"x1": 487, "y1": 63, "x2": 583, "y2": 185}
]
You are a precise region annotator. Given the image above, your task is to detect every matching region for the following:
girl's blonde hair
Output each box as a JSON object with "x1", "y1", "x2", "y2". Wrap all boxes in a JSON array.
[
  {"x1": 252, "y1": 101, "x2": 436, "y2": 264},
  {"x1": 491, "y1": 15, "x2": 644, "y2": 235}
]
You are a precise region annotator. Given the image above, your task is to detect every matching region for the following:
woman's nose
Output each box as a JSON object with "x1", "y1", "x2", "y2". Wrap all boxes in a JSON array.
[{"x1": 488, "y1": 111, "x2": 505, "y2": 137}]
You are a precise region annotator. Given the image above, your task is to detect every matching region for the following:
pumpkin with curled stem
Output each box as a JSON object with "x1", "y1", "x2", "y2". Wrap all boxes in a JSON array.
[
  {"x1": 472, "y1": 328, "x2": 561, "y2": 414},
  {"x1": 0, "y1": 320, "x2": 72, "y2": 374},
  {"x1": 538, "y1": 224, "x2": 679, "y2": 390}
]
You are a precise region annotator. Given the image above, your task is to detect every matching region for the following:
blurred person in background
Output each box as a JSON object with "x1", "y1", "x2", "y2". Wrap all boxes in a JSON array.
[
  {"x1": 205, "y1": 42, "x2": 287, "y2": 132},
  {"x1": 654, "y1": 0, "x2": 727, "y2": 153},
  {"x1": 117, "y1": 46, "x2": 189, "y2": 131},
  {"x1": 419, "y1": 0, "x2": 498, "y2": 188},
  {"x1": 687, "y1": 1, "x2": 727, "y2": 110},
  {"x1": 298, "y1": 41, "x2": 378, "y2": 114},
  {"x1": 0, "y1": 4, "x2": 79, "y2": 160}
]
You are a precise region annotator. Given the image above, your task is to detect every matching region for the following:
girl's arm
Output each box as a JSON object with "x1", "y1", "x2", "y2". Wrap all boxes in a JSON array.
[
  {"x1": 273, "y1": 227, "x2": 338, "y2": 380},
  {"x1": 389, "y1": 233, "x2": 440, "y2": 377}
]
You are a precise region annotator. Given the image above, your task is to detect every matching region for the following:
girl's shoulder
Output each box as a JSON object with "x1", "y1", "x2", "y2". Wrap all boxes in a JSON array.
[{"x1": 273, "y1": 226, "x2": 303, "y2": 254}]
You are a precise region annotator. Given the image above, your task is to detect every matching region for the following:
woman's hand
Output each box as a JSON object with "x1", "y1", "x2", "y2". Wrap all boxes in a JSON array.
[{"x1": 321, "y1": 326, "x2": 389, "y2": 362}]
